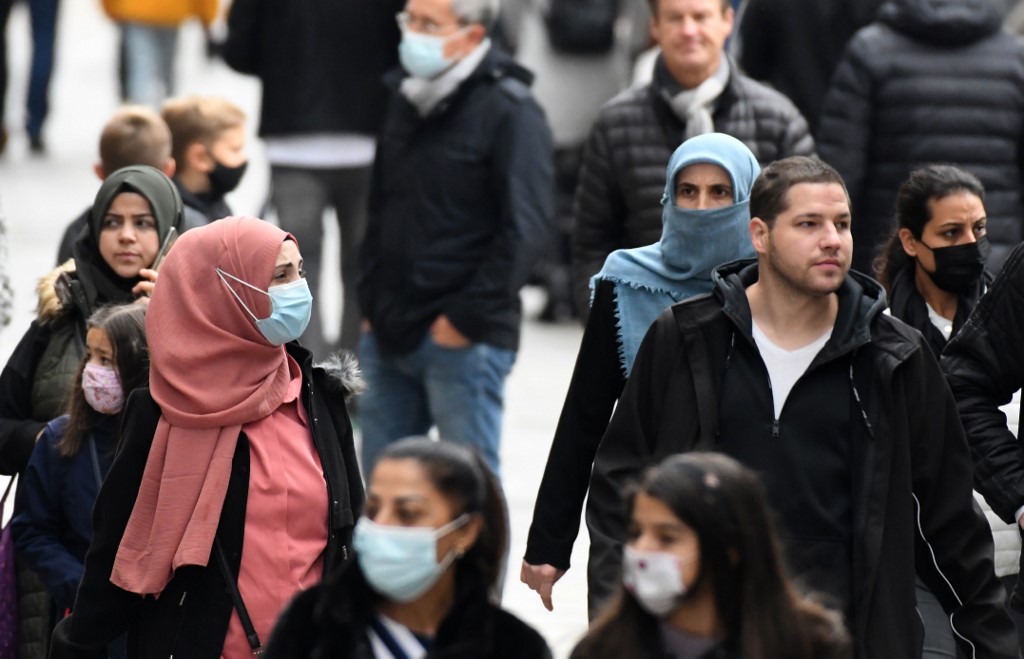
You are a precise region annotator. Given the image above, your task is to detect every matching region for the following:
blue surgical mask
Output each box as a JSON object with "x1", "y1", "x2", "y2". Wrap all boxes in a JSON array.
[
  {"x1": 399, "y1": 29, "x2": 459, "y2": 79},
  {"x1": 353, "y1": 514, "x2": 470, "y2": 602},
  {"x1": 217, "y1": 268, "x2": 313, "y2": 346}
]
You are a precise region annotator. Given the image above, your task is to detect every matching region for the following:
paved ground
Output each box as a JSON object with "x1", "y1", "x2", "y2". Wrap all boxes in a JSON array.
[{"x1": 0, "y1": 3, "x2": 592, "y2": 655}]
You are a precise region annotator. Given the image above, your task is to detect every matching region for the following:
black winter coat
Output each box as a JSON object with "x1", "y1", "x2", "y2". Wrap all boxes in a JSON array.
[
  {"x1": 569, "y1": 60, "x2": 814, "y2": 317},
  {"x1": 817, "y1": 0, "x2": 1024, "y2": 274},
  {"x1": 586, "y1": 261, "x2": 1016, "y2": 658},
  {"x1": 264, "y1": 559, "x2": 552, "y2": 658},
  {"x1": 49, "y1": 344, "x2": 364, "y2": 659},
  {"x1": 223, "y1": 0, "x2": 403, "y2": 137},
  {"x1": 736, "y1": 0, "x2": 885, "y2": 131},
  {"x1": 359, "y1": 48, "x2": 554, "y2": 355},
  {"x1": 944, "y1": 243, "x2": 1024, "y2": 525}
]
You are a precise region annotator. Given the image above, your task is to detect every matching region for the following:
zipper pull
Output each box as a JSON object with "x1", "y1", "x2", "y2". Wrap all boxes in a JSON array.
[{"x1": 772, "y1": 419, "x2": 780, "y2": 438}]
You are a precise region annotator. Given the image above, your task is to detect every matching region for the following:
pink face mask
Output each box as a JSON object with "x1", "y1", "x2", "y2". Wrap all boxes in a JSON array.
[{"x1": 82, "y1": 363, "x2": 124, "y2": 414}]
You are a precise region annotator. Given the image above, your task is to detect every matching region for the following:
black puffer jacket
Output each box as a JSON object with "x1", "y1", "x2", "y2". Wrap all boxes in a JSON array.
[
  {"x1": 817, "y1": 0, "x2": 1024, "y2": 274},
  {"x1": 570, "y1": 60, "x2": 814, "y2": 317}
]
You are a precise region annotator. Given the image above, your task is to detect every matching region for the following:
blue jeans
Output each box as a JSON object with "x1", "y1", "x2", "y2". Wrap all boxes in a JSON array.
[
  {"x1": 358, "y1": 331, "x2": 516, "y2": 478},
  {"x1": 25, "y1": 0, "x2": 59, "y2": 139},
  {"x1": 121, "y1": 22, "x2": 178, "y2": 107}
]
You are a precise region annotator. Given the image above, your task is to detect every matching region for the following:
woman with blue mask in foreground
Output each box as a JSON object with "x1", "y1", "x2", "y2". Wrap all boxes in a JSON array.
[
  {"x1": 264, "y1": 436, "x2": 551, "y2": 658},
  {"x1": 51, "y1": 217, "x2": 364, "y2": 658},
  {"x1": 523, "y1": 133, "x2": 761, "y2": 614},
  {"x1": 572, "y1": 452, "x2": 851, "y2": 659}
]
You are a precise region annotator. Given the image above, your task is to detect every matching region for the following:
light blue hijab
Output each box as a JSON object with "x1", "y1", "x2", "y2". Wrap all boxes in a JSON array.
[{"x1": 592, "y1": 133, "x2": 760, "y2": 376}]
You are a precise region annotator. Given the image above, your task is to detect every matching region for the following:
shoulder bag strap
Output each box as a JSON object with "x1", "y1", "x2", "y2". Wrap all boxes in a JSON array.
[{"x1": 213, "y1": 537, "x2": 262, "y2": 656}]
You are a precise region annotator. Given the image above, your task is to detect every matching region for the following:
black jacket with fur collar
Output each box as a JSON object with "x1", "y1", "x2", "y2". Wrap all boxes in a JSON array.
[{"x1": 50, "y1": 343, "x2": 364, "y2": 659}]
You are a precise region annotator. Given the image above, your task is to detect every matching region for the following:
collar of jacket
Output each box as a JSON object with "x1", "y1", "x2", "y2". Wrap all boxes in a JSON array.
[
  {"x1": 709, "y1": 259, "x2": 886, "y2": 361},
  {"x1": 383, "y1": 46, "x2": 534, "y2": 118}
]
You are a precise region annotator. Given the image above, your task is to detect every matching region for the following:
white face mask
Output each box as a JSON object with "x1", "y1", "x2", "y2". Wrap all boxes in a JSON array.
[{"x1": 621, "y1": 545, "x2": 695, "y2": 617}]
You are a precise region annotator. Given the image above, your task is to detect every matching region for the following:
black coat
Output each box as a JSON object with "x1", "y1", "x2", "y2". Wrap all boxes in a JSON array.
[
  {"x1": 264, "y1": 559, "x2": 552, "y2": 658},
  {"x1": 817, "y1": 0, "x2": 1024, "y2": 274},
  {"x1": 49, "y1": 343, "x2": 364, "y2": 659},
  {"x1": 223, "y1": 0, "x2": 403, "y2": 137},
  {"x1": 736, "y1": 0, "x2": 885, "y2": 131},
  {"x1": 586, "y1": 260, "x2": 1016, "y2": 658},
  {"x1": 569, "y1": 61, "x2": 814, "y2": 317},
  {"x1": 358, "y1": 48, "x2": 554, "y2": 355},
  {"x1": 943, "y1": 243, "x2": 1024, "y2": 525}
]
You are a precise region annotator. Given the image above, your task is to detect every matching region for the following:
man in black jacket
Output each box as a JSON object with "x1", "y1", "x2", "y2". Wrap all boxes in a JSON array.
[
  {"x1": 570, "y1": 0, "x2": 814, "y2": 318},
  {"x1": 357, "y1": 0, "x2": 554, "y2": 478},
  {"x1": 943, "y1": 242, "x2": 1024, "y2": 648},
  {"x1": 586, "y1": 156, "x2": 1016, "y2": 656}
]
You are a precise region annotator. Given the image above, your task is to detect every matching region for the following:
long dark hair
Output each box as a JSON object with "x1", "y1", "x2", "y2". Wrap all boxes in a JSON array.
[
  {"x1": 59, "y1": 304, "x2": 149, "y2": 457},
  {"x1": 875, "y1": 165, "x2": 985, "y2": 290},
  {"x1": 377, "y1": 437, "x2": 509, "y2": 599},
  {"x1": 573, "y1": 453, "x2": 850, "y2": 659}
]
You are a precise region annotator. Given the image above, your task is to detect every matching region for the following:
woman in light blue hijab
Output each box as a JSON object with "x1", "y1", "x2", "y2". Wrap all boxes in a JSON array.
[{"x1": 521, "y1": 133, "x2": 761, "y2": 610}]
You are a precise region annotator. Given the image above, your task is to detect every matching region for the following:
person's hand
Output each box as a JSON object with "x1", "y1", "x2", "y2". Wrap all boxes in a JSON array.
[
  {"x1": 132, "y1": 268, "x2": 157, "y2": 301},
  {"x1": 431, "y1": 315, "x2": 470, "y2": 348},
  {"x1": 521, "y1": 560, "x2": 566, "y2": 612},
  {"x1": 362, "y1": 318, "x2": 373, "y2": 333}
]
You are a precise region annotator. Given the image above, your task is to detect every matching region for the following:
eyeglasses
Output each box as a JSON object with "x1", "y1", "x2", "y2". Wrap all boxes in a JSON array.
[{"x1": 395, "y1": 11, "x2": 464, "y2": 35}]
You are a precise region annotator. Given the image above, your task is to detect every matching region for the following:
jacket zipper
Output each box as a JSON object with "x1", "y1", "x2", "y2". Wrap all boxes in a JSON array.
[{"x1": 305, "y1": 379, "x2": 338, "y2": 543}]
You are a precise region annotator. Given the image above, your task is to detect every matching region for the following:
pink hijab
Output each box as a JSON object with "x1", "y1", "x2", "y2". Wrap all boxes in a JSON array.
[{"x1": 111, "y1": 217, "x2": 294, "y2": 595}]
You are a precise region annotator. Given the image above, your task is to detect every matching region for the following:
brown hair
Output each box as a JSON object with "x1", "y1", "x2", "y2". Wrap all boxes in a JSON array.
[
  {"x1": 98, "y1": 106, "x2": 172, "y2": 175},
  {"x1": 161, "y1": 95, "x2": 246, "y2": 168},
  {"x1": 750, "y1": 156, "x2": 849, "y2": 228},
  {"x1": 59, "y1": 304, "x2": 149, "y2": 457}
]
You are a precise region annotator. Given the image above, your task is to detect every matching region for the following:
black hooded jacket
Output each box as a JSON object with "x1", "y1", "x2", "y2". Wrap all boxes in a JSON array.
[
  {"x1": 358, "y1": 47, "x2": 554, "y2": 355},
  {"x1": 817, "y1": 0, "x2": 1024, "y2": 274},
  {"x1": 585, "y1": 260, "x2": 1016, "y2": 658}
]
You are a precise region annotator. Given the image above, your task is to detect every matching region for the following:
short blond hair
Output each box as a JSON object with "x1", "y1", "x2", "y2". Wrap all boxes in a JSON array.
[
  {"x1": 161, "y1": 95, "x2": 247, "y2": 167},
  {"x1": 99, "y1": 105, "x2": 172, "y2": 174}
]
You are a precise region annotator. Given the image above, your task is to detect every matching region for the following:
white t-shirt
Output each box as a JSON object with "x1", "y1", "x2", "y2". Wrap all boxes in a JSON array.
[
  {"x1": 752, "y1": 322, "x2": 833, "y2": 419},
  {"x1": 926, "y1": 303, "x2": 954, "y2": 341}
]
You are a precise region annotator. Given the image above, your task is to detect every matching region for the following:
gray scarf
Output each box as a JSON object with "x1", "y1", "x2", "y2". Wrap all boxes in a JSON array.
[
  {"x1": 661, "y1": 56, "x2": 730, "y2": 139},
  {"x1": 400, "y1": 39, "x2": 492, "y2": 117}
]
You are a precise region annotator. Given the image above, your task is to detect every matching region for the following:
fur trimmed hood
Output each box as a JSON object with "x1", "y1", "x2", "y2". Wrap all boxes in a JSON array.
[
  {"x1": 314, "y1": 351, "x2": 365, "y2": 399},
  {"x1": 36, "y1": 259, "x2": 76, "y2": 323}
]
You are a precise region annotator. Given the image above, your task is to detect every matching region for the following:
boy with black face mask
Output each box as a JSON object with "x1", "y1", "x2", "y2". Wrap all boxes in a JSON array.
[{"x1": 161, "y1": 95, "x2": 249, "y2": 226}]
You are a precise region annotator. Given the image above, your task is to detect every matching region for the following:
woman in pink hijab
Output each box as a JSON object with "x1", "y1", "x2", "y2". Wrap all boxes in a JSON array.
[{"x1": 51, "y1": 217, "x2": 364, "y2": 658}]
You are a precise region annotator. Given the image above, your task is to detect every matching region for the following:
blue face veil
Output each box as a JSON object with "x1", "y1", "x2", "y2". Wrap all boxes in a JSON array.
[{"x1": 591, "y1": 133, "x2": 761, "y2": 376}]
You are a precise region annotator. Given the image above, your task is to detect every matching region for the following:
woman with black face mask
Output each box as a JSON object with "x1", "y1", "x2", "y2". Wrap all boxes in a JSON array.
[
  {"x1": 876, "y1": 165, "x2": 992, "y2": 358},
  {"x1": 876, "y1": 164, "x2": 1021, "y2": 657}
]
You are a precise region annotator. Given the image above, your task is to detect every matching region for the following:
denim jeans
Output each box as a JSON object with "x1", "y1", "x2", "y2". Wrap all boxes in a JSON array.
[
  {"x1": 270, "y1": 165, "x2": 371, "y2": 358},
  {"x1": 0, "y1": 0, "x2": 59, "y2": 139},
  {"x1": 358, "y1": 331, "x2": 516, "y2": 478},
  {"x1": 25, "y1": 0, "x2": 59, "y2": 139},
  {"x1": 121, "y1": 22, "x2": 178, "y2": 107}
]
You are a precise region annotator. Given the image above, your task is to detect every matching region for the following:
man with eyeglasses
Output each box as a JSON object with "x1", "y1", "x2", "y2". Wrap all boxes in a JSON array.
[{"x1": 357, "y1": 0, "x2": 554, "y2": 479}]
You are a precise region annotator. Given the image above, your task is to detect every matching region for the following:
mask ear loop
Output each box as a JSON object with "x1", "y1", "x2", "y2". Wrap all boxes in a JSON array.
[{"x1": 216, "y1": 268, "x2": 266, "y2": 324}]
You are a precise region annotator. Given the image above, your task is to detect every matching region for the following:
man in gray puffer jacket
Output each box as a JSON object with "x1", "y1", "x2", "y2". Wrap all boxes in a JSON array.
[
  {"x1": 818, "y1": 0, "x2": 1024, "y2": 275},
  {"x1": 570, "y1": 0, "x2": 813, "y2": 318}
]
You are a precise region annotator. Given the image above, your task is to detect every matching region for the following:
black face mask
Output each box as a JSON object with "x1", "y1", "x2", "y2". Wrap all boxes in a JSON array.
[
  {"x1": 207, "y1": 159, "x2": 248, "y2": 197},
  {"x1": 918, "y1": 235, "x2": 989, "y2": 295}
]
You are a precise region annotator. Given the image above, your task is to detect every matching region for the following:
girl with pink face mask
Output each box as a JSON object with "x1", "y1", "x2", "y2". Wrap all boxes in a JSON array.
[
  {"x1": 572, "y1": 453, "x2": 852, "y2": 659},
  {"x1": 10, "y1": 303, "x2": 148, "y2": 657}
]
